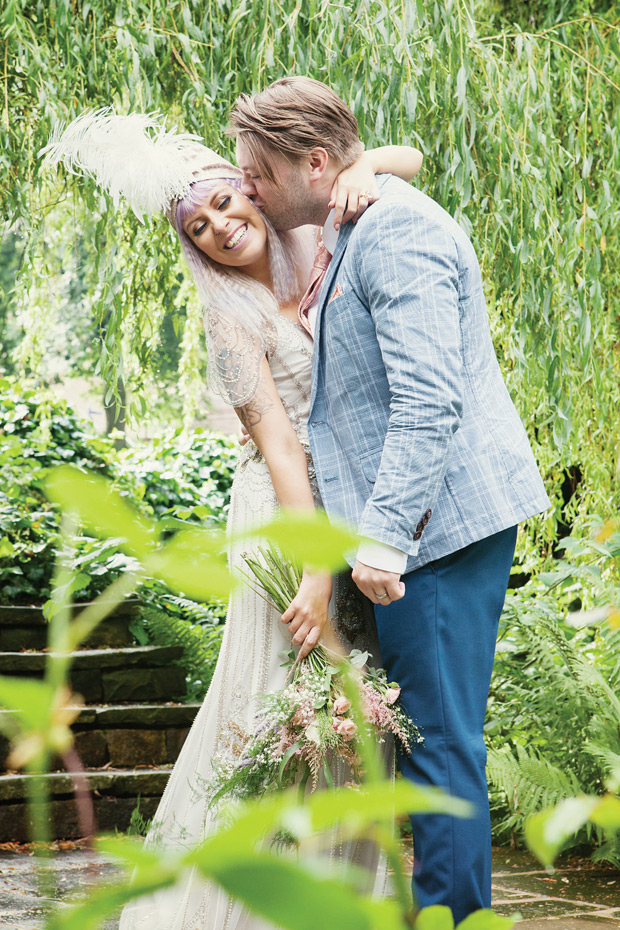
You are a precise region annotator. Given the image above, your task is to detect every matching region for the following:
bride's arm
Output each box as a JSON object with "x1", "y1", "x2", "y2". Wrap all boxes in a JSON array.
[
  {"x1": 235, "y1": 355, "x2": 332, "y2": 659},
  {"x1": 365, "y1": 144, "x2": 423, "y2": 182},
  {"x1": 330, "y1": 144, "x2": 423, "y2": 228}
]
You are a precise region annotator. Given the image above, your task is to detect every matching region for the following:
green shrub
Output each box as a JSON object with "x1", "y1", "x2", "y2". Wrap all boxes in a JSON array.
[
  {"x1": 487, "y1": 527, "x2": 620, "y2": 863},
  {"x1": 0, "y1": 378, "x2": 115, "y2": 603},
  {"x1": 114, "y1": 427, "x2": 238, "y2": 527},
  {"x1": 0, "y1": 379, "x2": 237, "y2": 605}
]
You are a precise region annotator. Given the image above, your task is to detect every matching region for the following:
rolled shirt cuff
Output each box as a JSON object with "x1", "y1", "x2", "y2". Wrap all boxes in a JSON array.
[{"x1": 356, "y1": 538, "x2": 408, "y2": 575}]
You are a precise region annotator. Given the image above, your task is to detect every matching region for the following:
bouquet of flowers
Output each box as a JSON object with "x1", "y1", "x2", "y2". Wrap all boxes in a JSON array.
[{"x1": 209, "y1": 545, "x2": 421, "y2": 805}]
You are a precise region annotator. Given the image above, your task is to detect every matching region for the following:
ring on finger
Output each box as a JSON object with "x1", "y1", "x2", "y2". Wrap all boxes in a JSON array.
[
  {"x1": 360, "y1": 189, "x2": 374, "y2": 200},
  {"x1": 377, "y1": 593, "x2": 389, "y2": 600}
]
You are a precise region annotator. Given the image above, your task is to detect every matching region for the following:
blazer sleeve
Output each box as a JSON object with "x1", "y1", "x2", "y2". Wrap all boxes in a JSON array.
[{"x1": 356, "y1": 200, "x2": 463, "y2": 555}]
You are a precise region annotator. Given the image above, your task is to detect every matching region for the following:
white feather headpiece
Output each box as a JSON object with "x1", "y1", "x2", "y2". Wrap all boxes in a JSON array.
[{"x1": 39, "y1": 108, "x2": 241, "y2": 222}]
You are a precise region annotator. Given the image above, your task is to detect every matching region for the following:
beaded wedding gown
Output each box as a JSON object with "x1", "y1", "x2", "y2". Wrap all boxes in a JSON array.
[{"x1": 118, "y1": 314, "x2": 387, "y2": 930}]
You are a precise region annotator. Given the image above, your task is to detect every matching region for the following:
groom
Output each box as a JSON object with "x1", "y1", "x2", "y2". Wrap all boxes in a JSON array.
[{"x1": 229, "y1": 77, "x2": 549, "y2": 921}]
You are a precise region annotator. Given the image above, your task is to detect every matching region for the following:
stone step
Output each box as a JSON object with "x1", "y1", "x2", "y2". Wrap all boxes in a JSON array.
[
  {"x1": 0, "y1": 703, "x2": 202, "y2": 771},
  {"x1": 0, "y1": 768, "x2": 173, "y2": 841},
  {"x1": 0, "y1": 644, "x2": 184, "y2": 672},
  {"x1": 0, "y1": 601, "x2": 139, "y2": 651},
  {"x1": 0, "y1": 645, "x2": 188, "y2": 703}
]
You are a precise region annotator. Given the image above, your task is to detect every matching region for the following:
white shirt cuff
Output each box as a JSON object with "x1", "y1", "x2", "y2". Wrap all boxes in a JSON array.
[{"x1": 356, "y1": 538, "x2": 408, "y2": 575}]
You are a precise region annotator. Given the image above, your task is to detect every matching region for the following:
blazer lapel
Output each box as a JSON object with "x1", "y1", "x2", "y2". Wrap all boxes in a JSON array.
[
  {"x1": 313, "y1": 174, "x2": 391, "y2": 352},
  {"x1": 312, "y1": 220, "x2": 354, "y2": 363},
  {"x1": 310, "y1": 176, "x2": 392, "y2": 409}
]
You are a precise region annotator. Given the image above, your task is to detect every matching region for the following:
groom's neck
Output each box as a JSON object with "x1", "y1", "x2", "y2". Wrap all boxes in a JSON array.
[{"x1": 307, "y1": 170, "x2": 340, "y2": 228}]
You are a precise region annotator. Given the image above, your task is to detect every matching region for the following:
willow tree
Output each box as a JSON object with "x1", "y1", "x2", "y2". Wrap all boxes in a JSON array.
[{"x1": 2, "y1": 0, "x2": 619, "y2": 559}]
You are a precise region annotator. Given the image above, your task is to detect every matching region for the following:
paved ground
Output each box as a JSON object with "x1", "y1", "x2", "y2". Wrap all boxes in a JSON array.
[
  {"x1": 490, "y1": 848, "x2": 619, "y2": 928},
  {"x1": 0, "y1": 844, "x2": 617, "y2": 928}
]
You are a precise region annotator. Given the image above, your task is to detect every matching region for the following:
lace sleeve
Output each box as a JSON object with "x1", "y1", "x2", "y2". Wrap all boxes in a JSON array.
[{"x1": 203, "y1": 310, "x2": 276, "y2": 408}]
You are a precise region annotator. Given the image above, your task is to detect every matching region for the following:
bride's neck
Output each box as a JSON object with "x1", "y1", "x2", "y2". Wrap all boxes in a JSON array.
[
  {"x1": 240, "y1": 263, "x2": 302, "y2": 316},
  {"x1": 240, "y1": 260, "x2": 273, "y2": 291},
  {"x1": 278, "y1": 297, "x2": 302, "y2": 321}
]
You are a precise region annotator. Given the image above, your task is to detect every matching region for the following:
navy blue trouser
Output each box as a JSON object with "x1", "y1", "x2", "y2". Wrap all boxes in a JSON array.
[{"x1": 374, "y1": 526, "x2": 517, "y2": 923}]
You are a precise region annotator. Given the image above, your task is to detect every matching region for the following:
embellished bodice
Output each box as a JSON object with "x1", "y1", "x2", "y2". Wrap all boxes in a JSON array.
[
  {"x1": 237, "y1": 313, "x2": 313, "y2": 472},
  {"x1": 267, "y1": 313, "x2": 313, "y2": 439}
]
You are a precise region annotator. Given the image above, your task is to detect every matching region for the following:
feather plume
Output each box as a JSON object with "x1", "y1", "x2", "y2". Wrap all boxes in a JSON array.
[{"x1": 39, "y1": 109, "x2": 205, "y2": 221}]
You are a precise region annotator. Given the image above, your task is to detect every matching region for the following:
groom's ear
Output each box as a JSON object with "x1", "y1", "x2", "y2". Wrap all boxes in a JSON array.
[{"x1": 307, "y1": 147, "x2": 330, "y2": 181}]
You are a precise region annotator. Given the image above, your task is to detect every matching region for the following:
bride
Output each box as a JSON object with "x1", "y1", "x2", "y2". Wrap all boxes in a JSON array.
[{"x1": 42, "y1": 112, "x2": 422, "y2": 929}]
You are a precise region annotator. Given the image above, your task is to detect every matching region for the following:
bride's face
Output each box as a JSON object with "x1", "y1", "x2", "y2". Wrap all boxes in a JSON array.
[{"x1": 182, "y1": 183, "x2": 269, "y2": 270}]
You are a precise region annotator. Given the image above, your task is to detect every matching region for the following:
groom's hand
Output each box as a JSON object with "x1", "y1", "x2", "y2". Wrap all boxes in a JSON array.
[{"x1": 352, "y1": 561, "x2": 405, "y2": 605}]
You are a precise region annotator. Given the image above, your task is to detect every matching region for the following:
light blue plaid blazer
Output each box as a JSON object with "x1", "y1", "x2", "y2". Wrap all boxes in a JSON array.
[{"x1": 308, "y1": 175, "x2": 550, "y2": 572}]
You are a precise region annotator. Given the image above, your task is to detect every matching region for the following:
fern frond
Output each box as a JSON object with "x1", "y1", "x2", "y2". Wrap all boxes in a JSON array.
[
  {"x1": 140, "y1": 605, "x2": 224, "y2": 701},
  {"x1": 582, "y1": 739, "x2": 620, "y2": 780},
  {"x1": 487, "y1": 746, "x2": 582, "y2": 825},
  {"x1": 159, "y1": 593, "x2": 225, "y2": 626},
  {"x1": 591, "y1": 836, "x2": 620, "y2": 869}
]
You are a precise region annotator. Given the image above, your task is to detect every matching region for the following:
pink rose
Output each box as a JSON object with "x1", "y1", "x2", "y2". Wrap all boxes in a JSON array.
[
  {"x1": 333, "y1": 696, "x2": 351, "y2": 715},
  {"x1": 385, "y1": 687, "x2": 401, "y2": 705},
  {"x1": 332, "y1": 716, "x2": 343, "y2": 731},
  {"x1": 338, "y1": 719, "x2": 357, "y2": 740}
]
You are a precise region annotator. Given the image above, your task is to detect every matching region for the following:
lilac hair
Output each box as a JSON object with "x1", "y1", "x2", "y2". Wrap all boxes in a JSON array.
[{"x1": 175, "y1": 177, "x2": 242, "y2": 231}]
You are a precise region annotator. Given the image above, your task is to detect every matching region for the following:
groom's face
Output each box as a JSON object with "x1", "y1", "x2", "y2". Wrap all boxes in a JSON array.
[{"x1": 236, "y1": 139, "x2": 317, "y2": 231}]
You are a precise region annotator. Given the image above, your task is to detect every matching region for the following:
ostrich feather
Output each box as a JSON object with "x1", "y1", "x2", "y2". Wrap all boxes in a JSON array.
[{"x1": 40, "y1": 109, "x2": 205, "y2": 221}]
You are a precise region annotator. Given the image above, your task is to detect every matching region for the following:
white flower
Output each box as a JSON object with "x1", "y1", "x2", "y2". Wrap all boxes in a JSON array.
[{"x1": 305, "y1": 724, "x2": 321, "y2": 745}]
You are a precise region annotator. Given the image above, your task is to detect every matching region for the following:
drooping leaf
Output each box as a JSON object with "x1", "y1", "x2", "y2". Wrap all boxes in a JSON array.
[
  {"x1": 203, "y1": 853, "x2": 375, "y2": 930},
  {"x1": 589, "y1": 794, "x2": 620, "y2": 833},
  {"x1": 0, "y1": 677, "x2": 56, "y2": 733},
  {"x1": 456, "y1": 909, "x2": 518, "y2": 930},
  {"x1": 45, "y1": 465, "x2": 158, "y2": 560},
  {"x1": 525, "y1": 796, "x2": 599, "y2": 866},
  {"x1": 236, "y1": 511, "x2": 357, "y2": 571},
  {"x1": 150, "y1": 526, "x2": 233, "y2": 600},
  {"x1": 416, "y1": 905, "x2": 454, "y2": 930}
]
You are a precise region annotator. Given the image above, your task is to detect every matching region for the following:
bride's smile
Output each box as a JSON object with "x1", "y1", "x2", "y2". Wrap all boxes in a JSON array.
[{"x1": 224, "y1": 223, "x2": 248, "y2": 249}]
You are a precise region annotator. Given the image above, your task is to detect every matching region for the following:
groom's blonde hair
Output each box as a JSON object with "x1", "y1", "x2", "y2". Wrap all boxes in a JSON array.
[{"x1": 227, "y1": 76, "x2": 364, "y2": 185}]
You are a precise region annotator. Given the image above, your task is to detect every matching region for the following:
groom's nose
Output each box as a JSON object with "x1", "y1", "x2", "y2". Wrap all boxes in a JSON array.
[{"x1": 240, "y1": 175, "x2": 257, "y2": 198}]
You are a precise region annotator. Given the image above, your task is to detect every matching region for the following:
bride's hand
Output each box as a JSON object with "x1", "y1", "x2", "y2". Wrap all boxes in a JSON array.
[
  {"x1": 329, "y1": 152, "x2": 380, "y2": 231},
  {"x1": 281, "y1": 570, "x2": 333, "y2": 659}
]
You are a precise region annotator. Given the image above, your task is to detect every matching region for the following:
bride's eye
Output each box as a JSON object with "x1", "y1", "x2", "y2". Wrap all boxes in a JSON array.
[
  {"x1": 218, "y1": 196, "x2": 231, "y2": 210},
  {"x1": 193, "y1": 221, "x2": 207, "y2": 236}
]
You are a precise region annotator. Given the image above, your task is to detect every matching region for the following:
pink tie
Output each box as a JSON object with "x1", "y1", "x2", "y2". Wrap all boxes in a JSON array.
[{"x1": 298, "y1": 241, "x2": 331, "y2": 335}]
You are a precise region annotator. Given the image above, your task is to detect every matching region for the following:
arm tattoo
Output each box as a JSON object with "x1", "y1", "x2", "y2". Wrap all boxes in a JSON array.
[{"x1": 237, "y1": 387, "x2": 275, "y2": 433}]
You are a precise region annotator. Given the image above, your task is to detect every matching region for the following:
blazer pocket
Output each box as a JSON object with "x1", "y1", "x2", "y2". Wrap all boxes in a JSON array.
[{"x1": 360, "y1": 448, "x2": 383, "y2": 486}]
